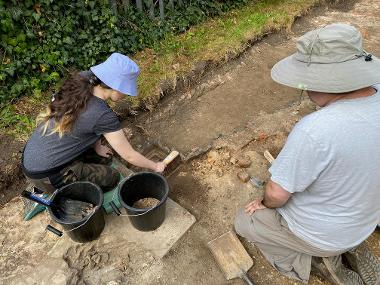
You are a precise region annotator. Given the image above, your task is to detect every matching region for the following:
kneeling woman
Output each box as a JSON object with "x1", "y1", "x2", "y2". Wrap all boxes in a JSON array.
[{"x1": 22, "y1": 53, "x2": 165, "y2": 193}]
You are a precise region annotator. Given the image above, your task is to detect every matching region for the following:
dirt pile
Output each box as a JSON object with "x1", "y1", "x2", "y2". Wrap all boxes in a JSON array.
[{"x1": 133, "y1": 198, "x2": 160, "y2": 209}]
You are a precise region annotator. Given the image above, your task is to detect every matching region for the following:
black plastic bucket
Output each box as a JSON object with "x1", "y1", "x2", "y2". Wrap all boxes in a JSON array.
[
  {"x1": 118, "y1": 172, "x2": 169, "y2": 231},
  {"x1": 48, "y1": 181, "x2": 105, "y2": 243}
]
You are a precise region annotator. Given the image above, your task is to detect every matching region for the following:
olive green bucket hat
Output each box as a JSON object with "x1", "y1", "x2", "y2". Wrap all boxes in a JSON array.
[{"x1": 271, "y1": 23, "x2": 380, "y2": 93}]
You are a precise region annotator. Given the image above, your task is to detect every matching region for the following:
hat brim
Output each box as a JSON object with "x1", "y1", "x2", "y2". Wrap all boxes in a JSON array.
[
  {"x1": 90, "y1": 65, "x2": 138, "y2": 97},
  {"x1": 271, "y1": 54, "x2": 380, "y2": 93}
]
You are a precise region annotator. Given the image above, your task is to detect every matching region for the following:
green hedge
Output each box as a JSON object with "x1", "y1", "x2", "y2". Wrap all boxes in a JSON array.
[{"x1": 0, "y1": 0, "x2": 248, "y2": 108}]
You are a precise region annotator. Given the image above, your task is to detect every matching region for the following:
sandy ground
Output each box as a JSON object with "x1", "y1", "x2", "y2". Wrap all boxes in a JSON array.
[{"x1": 1, "y1": 0, "x2": 380, "y2": 284}]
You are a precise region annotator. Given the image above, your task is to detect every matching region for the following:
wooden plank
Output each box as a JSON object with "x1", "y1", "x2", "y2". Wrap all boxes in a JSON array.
[
  {"x1": 159, "y1": 0, "x2": 164, "y2": 19},
  {"x1": 208, "y1": 231, "x2": 253, "y2": 280}
]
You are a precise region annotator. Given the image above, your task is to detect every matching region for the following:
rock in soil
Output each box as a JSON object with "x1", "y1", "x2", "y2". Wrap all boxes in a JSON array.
[
  {"x1": 237, "y1": 170, "x2": 250, "y2": 183},
  {"x1": 236, "y1": 154, "x2": 252, "y2": 168},
  {"x1": 81, "y1": 203, "x2": 95, "y2": 216},
  {"x1": 133, "y1": 198, "x2": 160, "y2": 209},
  {"x1": 207, "y1": 150, "x2": 219, "y2": 165}
]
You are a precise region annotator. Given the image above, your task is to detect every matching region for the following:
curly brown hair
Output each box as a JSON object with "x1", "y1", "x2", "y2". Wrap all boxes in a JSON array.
[{"x1": 37, "y1": 72, "x2": 107, "y2": 137}]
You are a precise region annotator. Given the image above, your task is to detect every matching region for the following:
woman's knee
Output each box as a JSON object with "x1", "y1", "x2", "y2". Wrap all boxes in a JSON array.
[
  {"x1": 72, "y1": 163, "x2": 119, "y2": 191},
  {"x1": 95, "y1": 166, "x2": 120, "y2": 190}
]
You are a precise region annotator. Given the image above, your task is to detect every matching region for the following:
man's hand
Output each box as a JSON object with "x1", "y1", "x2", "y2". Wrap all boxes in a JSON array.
[
  {"x1": 245, "y1": 198, "x2": 267, "y2": 215},
  {"x1": 94, "y1": 140, "x2": 113, "y2": 158}
]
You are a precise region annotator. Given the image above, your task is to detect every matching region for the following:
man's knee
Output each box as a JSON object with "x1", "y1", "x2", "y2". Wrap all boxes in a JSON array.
[
  {"x1": 234, "y1": 208, "x2": 253, "y2": 239},
  {"x1": 235, "y1": 208, "x2": 279, "y2": 242}
]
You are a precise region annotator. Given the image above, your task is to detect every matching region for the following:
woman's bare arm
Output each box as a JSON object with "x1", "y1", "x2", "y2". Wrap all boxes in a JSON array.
[{"x1": 104, "y1": 130, "x2": 165, "y2": 172}]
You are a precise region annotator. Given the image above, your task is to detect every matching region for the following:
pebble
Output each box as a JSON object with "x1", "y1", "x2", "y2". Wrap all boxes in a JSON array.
[
  {"x1": 236, "y1": 154, "x2": 252, "y2": 168},
  {"x1": 207, "y1": 150, "x2": 219, "y2": 164},
  {"x1": 237, "y1": 170, "x2": 250, "y2": 183}
]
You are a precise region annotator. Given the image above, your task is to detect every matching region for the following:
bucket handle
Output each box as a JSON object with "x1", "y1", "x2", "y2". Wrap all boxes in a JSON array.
[
  {"x1": 109, "y1": 201, "x2": 121, "y2": 216},
  {"x1": 113, "y1": 205, "x2": 159, "y2": 217},
  {"x1": 46, "y1": 225, "x2": 63, "y2": 237}
]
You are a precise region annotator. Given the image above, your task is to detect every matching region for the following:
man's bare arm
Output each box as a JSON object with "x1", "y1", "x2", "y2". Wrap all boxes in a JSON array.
[
  {"x1": 262, "y1": 180, "x2": 291, "y2": 208},
  {"x1": 245, "y1": 180, "x2": 291, "y2": 214}
]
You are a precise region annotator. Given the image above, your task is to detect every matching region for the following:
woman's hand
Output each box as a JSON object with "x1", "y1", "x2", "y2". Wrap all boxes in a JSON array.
[
  {"x1": 94, "y1": 140, "x2": 113, "y2": 158},
  {"x1": 245, "y1": 198, "x2": 266, "y2": 215},
  {"x1": 155, "y1": 162, "x2": 166, "y2": 173}
]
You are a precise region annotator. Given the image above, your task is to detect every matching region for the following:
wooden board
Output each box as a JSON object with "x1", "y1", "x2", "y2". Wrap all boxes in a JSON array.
[{"x1": 208, "y1": 231, "x2": 253, "y2": 280}]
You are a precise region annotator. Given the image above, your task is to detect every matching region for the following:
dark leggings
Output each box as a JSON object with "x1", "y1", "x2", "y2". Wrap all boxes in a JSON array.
[{"x1": 26, "y1": 149, "x2": 120, "y2": 193}]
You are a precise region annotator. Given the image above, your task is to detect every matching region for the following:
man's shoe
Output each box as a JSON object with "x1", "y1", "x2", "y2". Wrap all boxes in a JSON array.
[
  {"x1": 311, "y1": 256, "x2": 364, "y2": 285},
  {"x1": 344, "y1": 243, "x2": 380, "y2": 285}
]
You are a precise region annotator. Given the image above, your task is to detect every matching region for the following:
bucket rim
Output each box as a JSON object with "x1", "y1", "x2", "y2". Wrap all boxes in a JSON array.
[
  {"x1": 118, "y1": 171, "x2": 169, "y2": 213},
  {"x1": 48, "y1": 181, "x2": 104, "y2": 225}
]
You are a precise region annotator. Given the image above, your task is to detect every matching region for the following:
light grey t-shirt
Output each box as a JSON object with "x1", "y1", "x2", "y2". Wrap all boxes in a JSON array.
[{"x1": 270, "y1": 84, "x2": 380, "y2": 251}]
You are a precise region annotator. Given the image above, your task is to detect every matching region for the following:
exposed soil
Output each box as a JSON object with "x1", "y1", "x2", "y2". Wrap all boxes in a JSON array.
[
  {"x1": 0, "y1": 134, "x2": 26, "y2": 206},
  {"x1": 133, "y1": 198, "x2": 160, "y2": 209},
  {"x1": 1, "y1": 0, "x2": 380, "y2": 284}
]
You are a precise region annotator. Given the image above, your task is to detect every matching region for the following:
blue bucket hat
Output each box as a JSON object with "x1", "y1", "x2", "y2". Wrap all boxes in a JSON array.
[{"x1": 90, "y1": 53, "x2": 140, "y2": 96}]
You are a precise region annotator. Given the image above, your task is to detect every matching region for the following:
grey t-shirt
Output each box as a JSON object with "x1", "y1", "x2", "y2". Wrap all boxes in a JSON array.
[
  {"x1": 23, "y1": 96, "x2": 121, "y2": 174},
  {"x1": 270, "y1": 84, "x2": 380, "y2": 251}
]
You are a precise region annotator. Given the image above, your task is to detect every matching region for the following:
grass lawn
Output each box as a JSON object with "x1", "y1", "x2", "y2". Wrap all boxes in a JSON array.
[{"x1": 133, "y1": 0, "x2": 318, "y2": 108}]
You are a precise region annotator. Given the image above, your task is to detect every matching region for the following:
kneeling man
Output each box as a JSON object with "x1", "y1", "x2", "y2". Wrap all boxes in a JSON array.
[{"x1": 235, "y1": 23, "x2": 380, "y2": 285}]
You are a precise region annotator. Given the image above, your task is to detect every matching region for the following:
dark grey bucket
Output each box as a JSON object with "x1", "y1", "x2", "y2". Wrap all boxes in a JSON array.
[
  {"x1": 118, "y1": 172, "x2": 169, "y2": 231},
  {"x1": 48, "y1": 181, "x2": 105, "y2": 243}
]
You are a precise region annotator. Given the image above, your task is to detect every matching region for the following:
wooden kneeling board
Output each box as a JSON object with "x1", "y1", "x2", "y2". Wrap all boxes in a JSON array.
[{"x1": 208, "y1": 231, "x2": 254, "y2": 282}]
